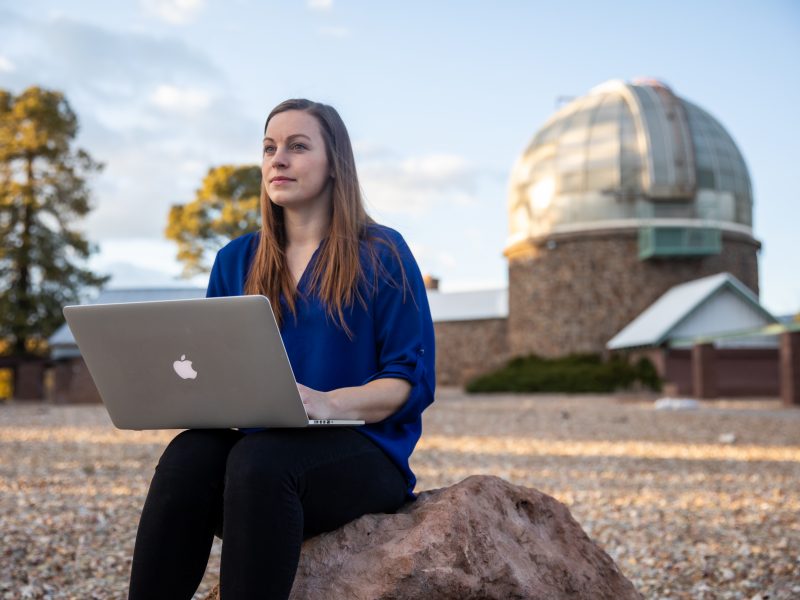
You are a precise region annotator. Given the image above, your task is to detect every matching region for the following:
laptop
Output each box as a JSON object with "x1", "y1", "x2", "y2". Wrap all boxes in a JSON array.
[{"x1": 62, "y1": 295, "x2": 365, "y2": 430}]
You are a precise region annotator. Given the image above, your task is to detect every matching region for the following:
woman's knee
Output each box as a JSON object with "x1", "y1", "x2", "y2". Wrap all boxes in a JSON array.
[
  {"x1": 224, "y1": 431, "x2": 296, "y2": 488},
  {"x1": 158, "y1": 428, "x2": 242, "y2": 477}
]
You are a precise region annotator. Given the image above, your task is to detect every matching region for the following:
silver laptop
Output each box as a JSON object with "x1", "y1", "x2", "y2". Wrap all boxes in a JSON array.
[{"x1": 62, "y1": 295, "x2": 364, "y2": 430}]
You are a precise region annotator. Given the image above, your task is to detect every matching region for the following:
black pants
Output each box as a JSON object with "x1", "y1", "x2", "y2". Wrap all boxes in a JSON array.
[{"x1": 128, "y1": 427, "x2": 408, "y2": 599}]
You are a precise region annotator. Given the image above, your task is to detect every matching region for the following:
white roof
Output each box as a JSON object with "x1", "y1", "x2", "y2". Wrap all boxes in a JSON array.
[
  {"x1": 427, "y1": 288, "x2": 508, "y2": 322},
  {"x1": 607, "y1": 272, "x2": 777, "y2": 350}
]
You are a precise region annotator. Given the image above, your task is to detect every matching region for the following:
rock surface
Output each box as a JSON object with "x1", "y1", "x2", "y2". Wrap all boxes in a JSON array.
[{"x1": 204, "y1": 474, "x2": 641, "y2": 599}]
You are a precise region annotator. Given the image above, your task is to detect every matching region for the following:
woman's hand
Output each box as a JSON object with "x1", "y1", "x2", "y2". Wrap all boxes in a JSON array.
[
  {"x1": 297, "y1": 383, "x2": 337, "y2": 420},
  {"x1": 298, "y1": 378, "x2": 412, "y2": 423}
]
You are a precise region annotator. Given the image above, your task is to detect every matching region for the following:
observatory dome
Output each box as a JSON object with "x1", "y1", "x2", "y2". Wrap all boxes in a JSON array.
[{"x1": 507, "y1": 79, "x2": 754, "y2": 251}]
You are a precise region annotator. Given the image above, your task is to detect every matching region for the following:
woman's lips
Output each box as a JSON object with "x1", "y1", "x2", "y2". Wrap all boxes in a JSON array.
[{"x1": 271, "y1": 177, "x2": 294, "y2": 185}]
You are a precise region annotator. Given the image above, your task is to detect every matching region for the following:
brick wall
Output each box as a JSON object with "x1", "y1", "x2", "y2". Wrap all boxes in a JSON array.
[{"x1": 433, "y1": 318, "x2": 509, "y2": 386}]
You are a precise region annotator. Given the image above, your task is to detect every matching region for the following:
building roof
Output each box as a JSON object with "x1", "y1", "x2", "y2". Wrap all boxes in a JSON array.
[
  {"x1": 427, "y1": 288, "x2": 508, "y2": 322},
  {"x1": 607, "y1": 272, "x2": 777, "y2": 350}
]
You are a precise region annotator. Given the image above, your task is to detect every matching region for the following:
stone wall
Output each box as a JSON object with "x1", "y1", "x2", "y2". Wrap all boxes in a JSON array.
[
  {"x1": 506, "y1": 229, "x2": 760, "y2": 358},
  {"x1": 433, "y1": 318, "x2": 509, "y2": 386}
]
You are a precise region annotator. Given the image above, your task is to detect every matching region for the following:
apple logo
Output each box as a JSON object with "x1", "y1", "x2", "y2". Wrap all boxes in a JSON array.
[{"x1": 173, "y1": 354, "x2": 198, "y2": 380}]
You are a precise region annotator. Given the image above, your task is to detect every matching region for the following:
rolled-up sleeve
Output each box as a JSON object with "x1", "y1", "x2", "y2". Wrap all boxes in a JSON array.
[{"x1": 361, "y1": 236, "x2": 435, "y2": 421}]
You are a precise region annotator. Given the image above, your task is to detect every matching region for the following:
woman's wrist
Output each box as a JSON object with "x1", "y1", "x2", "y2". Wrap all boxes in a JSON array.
[{"x1": 326, "y1": 388, "x2": 345, "y2": 418}]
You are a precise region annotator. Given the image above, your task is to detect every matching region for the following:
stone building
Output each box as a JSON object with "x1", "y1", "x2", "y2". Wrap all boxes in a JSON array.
[
  {"x1": 434, "y1": 77, "x2": 767, "y2": 385},
  {"x1": 505, "y1": 78, "x2": 760, "y2": 358}
]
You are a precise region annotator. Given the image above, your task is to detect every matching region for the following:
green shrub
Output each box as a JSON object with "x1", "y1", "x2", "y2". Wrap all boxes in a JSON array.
[
  {"x1": 465, "y1": 353, "x2": 661, "y2": 393},
  {"x1": 634, "y1": 356, "x2": 662, "y2": 392}
]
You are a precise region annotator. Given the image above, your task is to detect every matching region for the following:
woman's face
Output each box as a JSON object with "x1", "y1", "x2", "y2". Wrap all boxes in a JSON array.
[{"x1": 262, "y1": 109, "x2": 332, "y2": 212}]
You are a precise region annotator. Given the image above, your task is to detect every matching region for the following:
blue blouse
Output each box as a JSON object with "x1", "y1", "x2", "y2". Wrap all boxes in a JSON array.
[{"x1": 205, "y1": 224, "x2": 436, "y2": 498}]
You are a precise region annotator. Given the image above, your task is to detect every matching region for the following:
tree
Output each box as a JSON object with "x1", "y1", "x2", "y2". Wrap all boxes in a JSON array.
[
  {"x1": 165, "y1": 164, "x2": 261, "y2": 277},
  {"x1": 0, "y1": 86, "x2": 110, "y2": 357}
]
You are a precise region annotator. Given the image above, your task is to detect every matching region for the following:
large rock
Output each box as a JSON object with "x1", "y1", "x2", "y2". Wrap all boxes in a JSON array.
[{"x1": 205, "y1": 475, "x2": 641, "y2": 599}]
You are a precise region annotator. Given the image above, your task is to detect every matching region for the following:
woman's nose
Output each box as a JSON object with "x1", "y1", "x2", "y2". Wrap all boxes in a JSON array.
[{"x1": 271, "y1": 147, "x2": 288, "y2": 168}]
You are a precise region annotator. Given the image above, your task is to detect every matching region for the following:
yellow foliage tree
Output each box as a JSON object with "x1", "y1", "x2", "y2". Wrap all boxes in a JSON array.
[
  {"x1": 0, "y1": 86, "x2": 109, "y2": 358},
  {"x1": 165, "y1": 165, "x2": 261, "y2": 277}
]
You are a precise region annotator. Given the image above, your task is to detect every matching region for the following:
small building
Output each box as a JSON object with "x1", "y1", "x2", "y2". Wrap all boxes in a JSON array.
[{"x1": 607, "y1": 272, "x2": 781, "y2": 396}]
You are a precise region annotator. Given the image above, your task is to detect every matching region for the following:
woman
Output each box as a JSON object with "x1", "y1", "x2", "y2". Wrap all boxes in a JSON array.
[{"x1": 127, "y1": 99, "x2": 436, "y2": 599}]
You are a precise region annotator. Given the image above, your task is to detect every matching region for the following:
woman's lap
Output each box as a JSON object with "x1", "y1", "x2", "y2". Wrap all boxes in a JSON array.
[
  {"x1": 224, "y1": 427, "x2": 407, "y2": 537},
  {"x1": 158, "y1": 426, "x2": 407, "y2": 536}
]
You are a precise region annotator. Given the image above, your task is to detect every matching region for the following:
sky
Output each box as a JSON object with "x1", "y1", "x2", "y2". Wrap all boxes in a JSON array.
[{"x1": 0, "y1": 0, "x2": 798, "y2": 315}]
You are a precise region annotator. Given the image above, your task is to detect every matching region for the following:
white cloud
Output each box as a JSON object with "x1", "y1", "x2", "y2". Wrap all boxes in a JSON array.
[
  {"x1": 141, "y1": 0, "x2": 206, "y2": 24},
  {"x1": 0, "y1": 14, "x2": 254, "y2": 242},
  {"x1": 150, "y1": 84, "x2": 212, "y2": 112},
  {"x1": 401, "y1": 155, "x2": 473, "y2": 184},
  {"x1": 0, "y1": 15, "x2": 222, "y2": 97},
  {"x1": 88, "y1": 239, "x2": 208, "y2": 287},
  {"x1": 92, "y1": 261, "x2": 200, "y2": 288},
  {"x1": 406, "y1": 241, "x2": 429, "y2": 265},
  {"x1": 307, "y1": 0, "x2": 333, "y2": 10},
  {"x1": 359, "y1": 153, "x2": 480, "y2": 216},
  {"x1": 437, "y1": 251, "x2": 458, "y2": 269},
  {"x1": 179, "y1": 158, "x2": 208, "y2": 176},
  {"x1": 463, "y1": 227, "x2": 484, "y2": 241},
  {"x1": 0, "y1": 55, "x2": 16, "y2": 73},
  {"x1": 80, "y1": 120, "x2": 254, "y2": 241},
  {"x1": 352, "y1": 140, "x2": 394, "y2": 160},
  {"x1": 318, "y1": 26, "x2": 349, "y2": 38}
]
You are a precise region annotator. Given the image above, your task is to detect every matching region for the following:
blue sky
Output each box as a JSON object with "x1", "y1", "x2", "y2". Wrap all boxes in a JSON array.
[{"x1": 1, "y1": 0, "x2": 798, "y2": 314}]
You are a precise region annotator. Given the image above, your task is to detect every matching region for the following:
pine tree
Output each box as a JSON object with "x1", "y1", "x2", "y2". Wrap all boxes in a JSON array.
[
  {"x1": 0, "y1": 86, "x2": 110, "y2": 357},
  {"x1": 165, "y1": 164, "x2": 261, "y2": 277}
]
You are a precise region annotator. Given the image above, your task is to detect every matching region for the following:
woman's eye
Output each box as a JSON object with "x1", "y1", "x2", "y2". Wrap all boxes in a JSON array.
[
  {"x1": 291, "y1": 143, "x2": 307, "y2": 151},
  {"x1": 263, "y1": 146, "x2": 275, "y2": 154}
]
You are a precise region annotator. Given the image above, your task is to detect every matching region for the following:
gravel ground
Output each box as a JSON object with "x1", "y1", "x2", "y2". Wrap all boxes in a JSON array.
[{"x1": 1, "y1": 390, "x2": 799, "y2": 599}]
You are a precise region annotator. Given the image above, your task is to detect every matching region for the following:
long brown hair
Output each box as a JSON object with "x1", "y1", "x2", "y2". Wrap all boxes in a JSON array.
[{"x1": 244, "y1": 99, "x2": 410, "y2": 340}]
